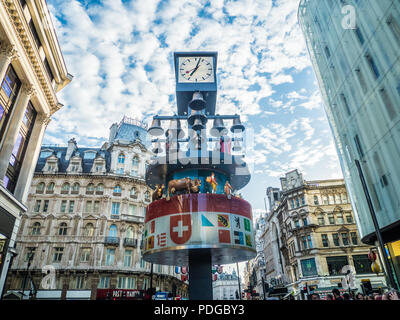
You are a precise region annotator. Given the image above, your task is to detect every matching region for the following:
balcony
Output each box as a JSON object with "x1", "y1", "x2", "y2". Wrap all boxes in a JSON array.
[
  {"x1": 121, "y1": 214, "x2": 143, "y2": 223},
  {"x1": 104, "y1": 237, "x2": 120, "y2": 246},
  {"x1": 123, "y1": 238, "x2": 138, "y2": 248},
  {"x1": 110, "y1": 214, "x2": 120, "y2": 220}
]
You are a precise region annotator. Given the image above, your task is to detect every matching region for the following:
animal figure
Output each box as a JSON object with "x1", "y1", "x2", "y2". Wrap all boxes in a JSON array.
[
  {"x1": 167, "y1": 178, "x2": 202, "y2": 200},
  {"x1": 152, "y1": 184, "x2": 164, "y2": 202},
  {"x1": 224, "y1": 180, "x2": 233, "y2": 199}
]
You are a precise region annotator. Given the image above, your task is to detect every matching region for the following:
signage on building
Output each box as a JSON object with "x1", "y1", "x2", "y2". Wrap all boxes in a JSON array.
[{"x1": 96, "y1": 289, "x2": 144, "y2": 300}]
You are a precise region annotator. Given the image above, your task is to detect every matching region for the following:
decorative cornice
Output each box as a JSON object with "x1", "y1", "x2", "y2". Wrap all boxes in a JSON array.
[
  {"x1": 1, "y1": 0, "x2": 59, "y2": 113},
  {"x1": 36, "y1": 112, "x2": 52, "y2": 126},
  {"x1": 0, "y1": 41, "x2": 19, "y2": 60}
]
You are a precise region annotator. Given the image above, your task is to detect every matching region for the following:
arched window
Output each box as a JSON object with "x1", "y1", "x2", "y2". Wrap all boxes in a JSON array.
[
  {"x1": 144, "y1": 191, "x2": 150, "y2": 202},
  {"x1": 114, "y1": 185, "x2": 122, "y2": 194},
  {"x1": 131, "y1": 157, "x2": 139, "y2": 176},
  {"x1": 72, "y1": 183, "x2": 80, "y2": 193},
  {"x1": 130, "y1": 187, "x2": 137, "y2": 198},
  {"x1": 59, "y1": 223, "x2": 68, "y2": 236},
  {"x1": 32, "y1": 222, "x2": 41, "y2": 235},
  {"x1": 118, "y1": 153, "x2": 125, "y2": 164},
  {"x1": 61, "y1": 182, "x2": 70, "y2": 194},
  {"x1": 96, "y1": 184, "x2": 104, "y2": 194},
  {"x1": 83, "y1": 223, "x2": 94, "y2": 237},
  {"x1": 36, "y1": 182, "x2": 45, "y2": 194},
  {"x1": 46, "y1": 182, "x2": 55, "y2": 193},
  {"x1": 109, "y1": 225, "x2": 117, "y2": 237},
  {"x1": 126, "y1": 227, "x2": 134, "y2": 239},
  {"x1": 86, "y1": 183, "x2": 94, "y2": 194},
  {"x1": 328, "y1": 213, "x2": 335, "y2": 225}
]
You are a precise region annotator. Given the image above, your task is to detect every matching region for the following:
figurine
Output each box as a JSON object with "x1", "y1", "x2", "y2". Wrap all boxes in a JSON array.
[
  {"x1": 152, "y1": 184, "x2": 164, "y2": 202},
  {"x1": 167, "y1": 177, "x2": 202, "y2": 200},
  {"x1": 206, "y1": 172, "x2": 218, "y2": 194},
  {"x1": 224, "y1": 180, "x2": 233, "y2": 199}
]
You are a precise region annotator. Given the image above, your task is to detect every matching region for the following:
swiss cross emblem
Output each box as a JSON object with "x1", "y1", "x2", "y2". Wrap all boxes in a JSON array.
[{"x1": 170, "y1": 214, "x2": 192, "y2": 245}]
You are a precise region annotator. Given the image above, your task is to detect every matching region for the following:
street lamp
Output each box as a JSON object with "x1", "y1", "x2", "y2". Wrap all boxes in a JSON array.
[{"x1": 20, "y1": 248, "x2": 34, "y2": 300}]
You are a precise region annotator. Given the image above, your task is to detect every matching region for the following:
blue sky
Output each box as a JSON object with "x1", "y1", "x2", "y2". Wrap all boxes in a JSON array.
[{"x1": 45, "y1": 0, "x2": 343, "y2": 218}]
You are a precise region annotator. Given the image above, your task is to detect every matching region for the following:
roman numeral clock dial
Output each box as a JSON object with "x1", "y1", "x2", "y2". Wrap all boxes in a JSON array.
[{"x1": 178, "y1": 57, "x2": 215, "y2": 83}]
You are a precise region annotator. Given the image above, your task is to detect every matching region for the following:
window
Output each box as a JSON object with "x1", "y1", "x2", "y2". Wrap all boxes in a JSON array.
[
  {"x1": 36, "y1": 182, "x2": 45, "y2": 194},
  {"x1": 337, "y1": 214, "x2": 344, "y2": 224},
  {"x1": 96, "y1": 184, "x2": 104, "y2": 194},
  {"x1": 335, "y1": 194, "x2": 342, "y2": 204},
  {"x1": 72, "y1": 183, "x2": 80, "y2": 193},
  {"x1": 341, "y1": 233, "x2": 349, "y2": 246},
  {"x1": 5, "y1": 102, "x2": 36, "y2": 193},
  {"x1": 114, "y1": 185, "x2": 122, "y2": 194},
  {"x1": 131, "y1": 157, "x2": 139, "y2": 176},
  {"x1": 43, "y1": 200, "x2": 49, "y2": 213},
  {"x1": 111, "y1": 202, "x2": 120, "y2": 215},
  {"x1": 58, "y1": 223, "x2": 68, "y2": 236},
  {"x1": 75, "y1": 276, "x2": 85, "y2": 289},
  {"x1": 24, "y1": 247, "x2": 36, "y2": 262},
  {"x1": 301, "y1": 196, "x2": 305, "y2": 206},
  {"x1": 321, "y1": 234, "x2": 329, "y2": 248},
  {"x1": 351, "y1": 232, "x2": 358, "y2": 245},
  {"x1": 130, "y1": 187, "x2": 137, "y2": 198},
  {"x1": 353, "y1": 255, "x2": 372, "y2": 274},
  {"x1": 129, "y1": 204, "x2": 137, "y2": 216},
  {"x1": 318, "y1": 215, "x2": 325, "y2": 226},
  {"x1": 333, "y1": 233, "x2": 340, "y2": 246},
  {"x1": 105, "y1": 248, "x2": 115, "y2": 266},
  {"x1": 313, "y1": 196, "x2": 319, "y2": 205},
  {"x1": 69, "y1": 201, "x2": 75, "y2": 213},
  {"x1": 43, "y1": 57, "x2": 54, "y2": 82},
  {"x1": 29, "y1": 19, "x2": 42, "y2": 48},
  {"x1": 108, "y1": 225, "x2": 117, "y2": 237},
  {"x1": 346, "y1": 215, "x2": 353, "y2": 223},
  {"x1": 98, "y1": 276, "x2": 110, "y2": 289},
  {"x1": 126, "y1": 227, "x2": 134, "y2": 239},
  {"x1": 94, "y1": 201, "x2": 100, "y2": 213},
  {"x1": 291, "y1": 199, "x2": 295, "y2": 209},
  {"x1": 46, "y1": 182, "x2": 55, "y2": 194},
  {"x1": 117, "y1": 277, "x2": 135, "y2": 289},
  {"x1": 342, "y1": 194, "x2": 348, "y2": 203},
  {"x1": 307, "y1": 235, "x2": 312, "y2": 248},
  {"x1": 302, "y1": 218, "x2": 308, "y2": 226},
  {"x1": 61, "y1": 183, "x2": 70, "y2": 194},
  {"x1": 60, "y1": 200, "x2": 67, "y2": 213},
  {"x1": 118, "y1": 153, "x2": 125, "y2": 164},
  {"x1": 302, "y1": 236, "x2": 308, "y2": 249},
  {"x1": 328, "y1": 214, "x2": 335, "y2": 225},
  {"x1": 83, "y1": 223, "x2": 94, "y2": 237},
  {"x1": 86, "y1": 183, "x2": 94, "y2": 194},
  {"x1": 84, "y1": 151, "x2": 96, "y2": 160},
  {"x1": 296, "y1": 197, "x2": 300, "y2": 208},
  {"x1": 34, "y1": 200, "x2": 41, "y2": 213},
  {"x1": 301, "y1": 258, "x2": 317, "y2": 277},
  {"x1": 144, "y1": 191, "x2": 150, "y2": 202},
  {"x1": 85, "y1": 201, "x2": 93, "y2": 213},
  {"x1": 80, "y1": 248, "x2": 91, "y2": 262},
  {"x1": 32, "y1": 222, "x2": 41, "y2": 235},
  {"x1": 124, "y1": 250, "x2": 132, "y2": 267},
  {"x1": 295, "y1": 220, "x2": 300, "y2": 228},
  {"x1": 326, "y1": 256, "x2": 348, "y2": 275},
  {"x1": 53, "y1": 247, "x2": 64, "y2": 263},
  {"x1": 322, "y1": 195, "x2": 328, "y2": 205}
]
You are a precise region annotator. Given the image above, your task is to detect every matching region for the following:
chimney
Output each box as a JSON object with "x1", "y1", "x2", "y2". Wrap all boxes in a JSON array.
[
  {"x1": 109, "y1": 122, "x2": 118, "y2": 144},
  {"x1": 66, "y1": 138, "x2": 77, "y2": 161}
]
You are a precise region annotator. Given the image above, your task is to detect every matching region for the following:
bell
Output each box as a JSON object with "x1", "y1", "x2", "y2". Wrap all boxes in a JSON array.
[
  {"x1": 166, "y1": 118, "x2": 185, "y2": 139},
  {"x1": 188, "y1": 92, "x2": 207, "y2": 111},
  {"x1": 210, "y1": 117, "x2": 228, "y2": 137},
  {"x1": 231, "y1": 117, "x2": 245, "y2": 133},
  {"x1": 188, "y1": 110, "x2": 207, "y2": 130},
  {"x1": 152, "y1": 141, "x2": 163, "y2": 154},
  {"x1": 232, "y1": 140, "x2": 242, "y2": 152},
  {"x1": 168, "y1": 139, "x2": 179, "y2": 153},
  {"x1": 148, "y1": 118, "x2": 164, "y2": 136}
]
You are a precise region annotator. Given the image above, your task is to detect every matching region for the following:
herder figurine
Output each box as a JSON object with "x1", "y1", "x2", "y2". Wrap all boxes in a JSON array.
[
  {"x1": 224, "y1": 180, "x2": 233, "y2": 199},
  {"x1": 206, "y1": 172, "x2": 218, "y2": 194}
]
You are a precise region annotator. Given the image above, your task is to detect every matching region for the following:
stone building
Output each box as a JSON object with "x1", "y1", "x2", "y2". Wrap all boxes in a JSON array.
[
  {"x1": 3, "y1": 116, "x2": 188, "y2": 300},
  {"x1": 213, "y1": 271, "x2": 240, "y2": 300},
  {"x1": 263, "y1": 170, "x2": 386, "y2": 299},
  {"x1": 0, "y1": 0, "x2": 72, "y2": 297}
]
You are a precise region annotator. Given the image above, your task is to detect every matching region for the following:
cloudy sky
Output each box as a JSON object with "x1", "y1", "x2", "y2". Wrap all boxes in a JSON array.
[{"x1": 45, "y1": 0, "x2": 343, "y2": 218}]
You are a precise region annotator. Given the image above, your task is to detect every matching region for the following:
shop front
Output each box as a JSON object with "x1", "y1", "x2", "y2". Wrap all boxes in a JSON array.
[{"x1": 387, "y1": 240, "x2": 400, "y2": 288}]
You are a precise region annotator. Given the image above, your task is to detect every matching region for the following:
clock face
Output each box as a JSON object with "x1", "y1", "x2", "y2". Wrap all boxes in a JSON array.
[{"x1": 178, "y1": 56, "x2": 215, "y2": 83}]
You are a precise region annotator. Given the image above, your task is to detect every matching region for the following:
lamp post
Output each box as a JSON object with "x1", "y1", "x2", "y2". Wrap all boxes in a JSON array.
[
  {"x1": 355, "y1": 159, "x2": 398, "y2": 290},
  {"x1": 236, "y1": 263, "x2": 242, "y2": 300}
]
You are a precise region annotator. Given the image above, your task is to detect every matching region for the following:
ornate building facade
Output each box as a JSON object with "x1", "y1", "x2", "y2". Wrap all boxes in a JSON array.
[
  {"x1": 213, "y1": 270, "x2": 240, "y2": 300},
  {"x1": 0, "y1": 0, "x2": 72, "y2": 297},
  {"x1": 262, "y1": 170, "x2": 386, "y2": 299},
  {"x1": 3, "y1": 117, "x2": 188, "y2": 300}
]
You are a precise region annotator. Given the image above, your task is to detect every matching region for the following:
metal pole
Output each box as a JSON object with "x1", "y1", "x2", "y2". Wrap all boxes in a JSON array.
[
  {"x1": 149, "y1": 263, "x2": 154, "y2": 300},
  {"x1": 355, "y1": 160, "x2": 398, "y2": 290},
  {"x1": 236, "y1": 263, "x2": 242, "y2": 300},
  {"x1": 21, "y1": 250, "x2": 33, "y2": 300}
]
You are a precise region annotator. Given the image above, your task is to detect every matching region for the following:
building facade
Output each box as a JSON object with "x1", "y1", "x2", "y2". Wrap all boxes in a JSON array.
[
  {"x1": 213, "y1": 271, "x2": 240, "y2": 300},
  {"x1": 299, "y1": 0, "x2": 400, "y2": 287},
  {"x1": 263, "y1": 170, "x2": 386, "y2": 299},
  {"x1": 3, "y1": 117, "x2": 188, "y2": 300},
  {"x1": 0, "y1": 0, "x2": 72, "y2": 297}
]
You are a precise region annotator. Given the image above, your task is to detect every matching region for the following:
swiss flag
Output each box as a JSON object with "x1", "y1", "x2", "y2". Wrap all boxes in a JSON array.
[{"x1": 170, "y1": 214, "x2": 192, "y2": 245}]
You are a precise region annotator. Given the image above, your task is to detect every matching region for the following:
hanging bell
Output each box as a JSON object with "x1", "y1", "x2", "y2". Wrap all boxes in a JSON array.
[
  {"x1": 188, "y1": 110, "x2": 207, "y2": 130},
  {"x1": 192, "y1": 118, "x2": 205, "y2": 131},
  {"x1": 166, "y1": 118, "x2": 185, "y2": 139},
  {"x1": 230, "y1": 117, "x2": 245, "y2": 133},
  {"x1": 210, "y1": 117, "x2": 228, "y2": 137},
  {"x1": 152, "y1": 141, "x2": 163, "y2": 154},
  {"x1": 232, "y1": 140, "x2": 242, "y2": 152},
  {"x1": 188, "y1": 92, "x2": 207, "y2": 111},
  {"x1": 148, "y1": 118, "x2": 164, "y2": 136},
  {"x1": 168, "y1": 139, "x2": 180, "y2": 153}
]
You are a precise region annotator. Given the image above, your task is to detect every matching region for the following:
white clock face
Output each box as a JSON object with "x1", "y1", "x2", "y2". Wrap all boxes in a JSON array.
[{"x1": 178, "y1": 56, "x2": 215, "y2": 83}]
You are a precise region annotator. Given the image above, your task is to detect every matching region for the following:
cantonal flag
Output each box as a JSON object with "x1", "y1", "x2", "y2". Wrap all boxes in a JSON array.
[{"x1": 218, "y1": 229, "x2": 231, "y2": 244}]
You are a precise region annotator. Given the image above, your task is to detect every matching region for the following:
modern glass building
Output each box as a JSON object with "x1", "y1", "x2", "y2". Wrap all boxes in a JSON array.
[{"x1": 298, "y1": 0, "x2": 400, "y2": 287}]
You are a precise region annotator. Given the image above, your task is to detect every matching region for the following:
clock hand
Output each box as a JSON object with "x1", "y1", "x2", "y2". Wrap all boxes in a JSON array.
[{"x1": 190, "y1": 59, "x2": 201, "y2": 76}]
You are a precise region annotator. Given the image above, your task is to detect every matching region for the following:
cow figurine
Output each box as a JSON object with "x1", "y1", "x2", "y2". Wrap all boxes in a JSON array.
[
  {"x1": 152, "y1": 184, "x2": 164, "y2": 202},
  {"x1": 167, "y1": 178, "x2": 202, "y2": 200}
]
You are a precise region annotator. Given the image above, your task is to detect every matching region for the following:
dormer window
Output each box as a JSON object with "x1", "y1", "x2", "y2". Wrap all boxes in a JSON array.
[
  {"x1": 70, "y1": 162, "x2": 80, "y2": 172},
  {"x1": 84, "y1": 151, "x2": 96, "y2": 160}
]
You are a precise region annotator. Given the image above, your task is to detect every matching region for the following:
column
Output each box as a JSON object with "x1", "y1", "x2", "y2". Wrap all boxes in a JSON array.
[
  {"x1": 0, "y1": 83, "x2": 36, "y2": 180},
  {"x1": 14, "y1": 113, "x2": 50, "y2": 202},
  {"x1": 0, "y1": 42, "x2": 19, "y2": 85}
]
